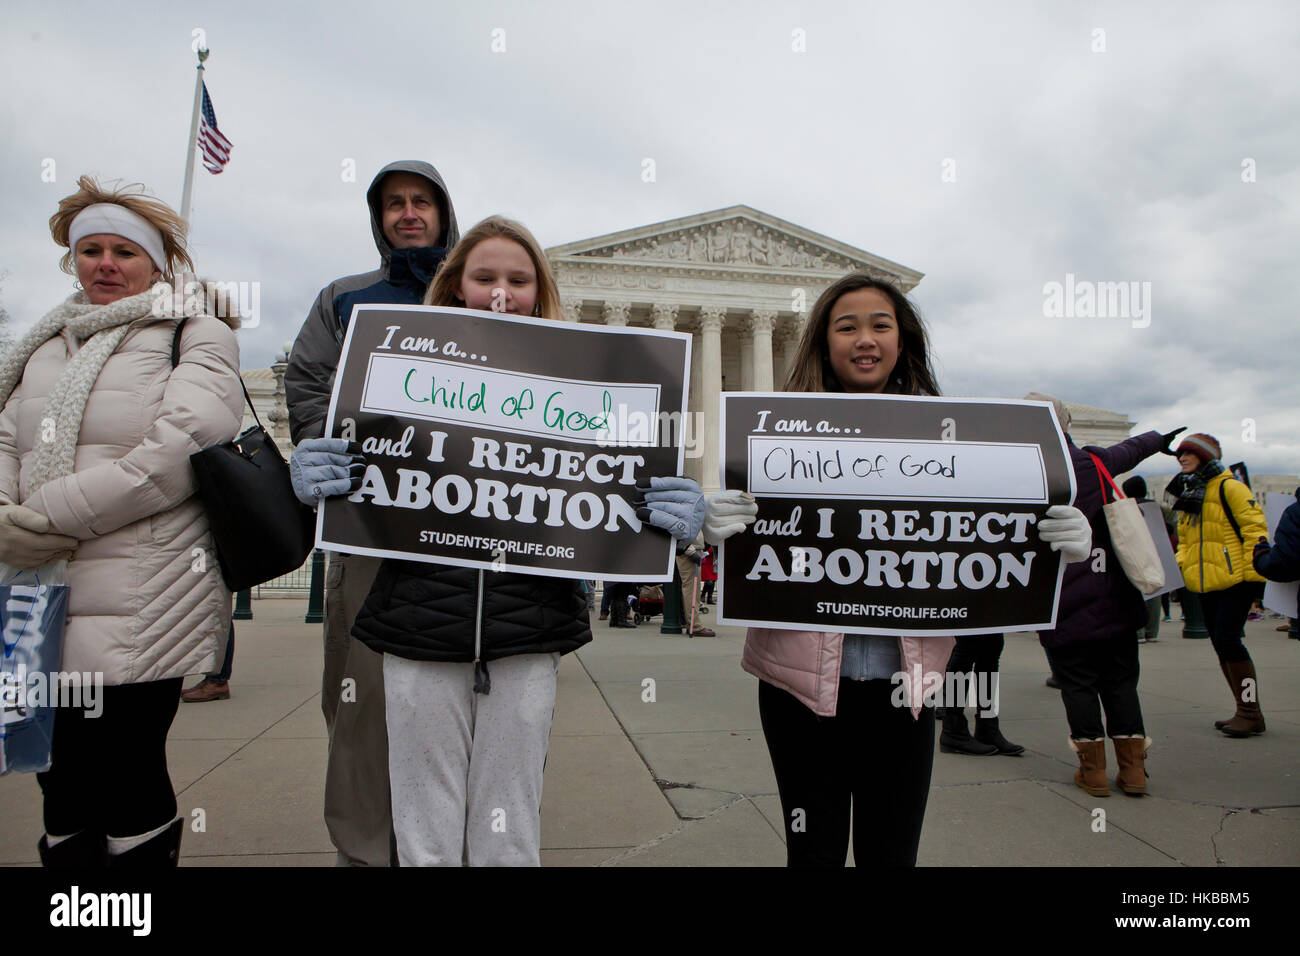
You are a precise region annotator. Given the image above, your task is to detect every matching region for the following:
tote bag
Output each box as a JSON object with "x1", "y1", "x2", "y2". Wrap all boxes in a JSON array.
[{"x1": 1088, "y1": 453, "x2": 1165, "y2": 596}]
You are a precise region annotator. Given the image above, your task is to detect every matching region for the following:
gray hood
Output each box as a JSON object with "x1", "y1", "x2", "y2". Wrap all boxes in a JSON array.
[{"x1": 365, "y1": 160, "x2": 460, "y2": 264}]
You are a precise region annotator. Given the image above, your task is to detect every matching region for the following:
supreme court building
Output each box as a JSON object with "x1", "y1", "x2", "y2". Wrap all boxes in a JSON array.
[
  {"x1": 253, "y1": 205, "x2": 1145, "y2": 492},
  {"x1": 545, "y1": 205, "x2": 923, "y2": 491}
]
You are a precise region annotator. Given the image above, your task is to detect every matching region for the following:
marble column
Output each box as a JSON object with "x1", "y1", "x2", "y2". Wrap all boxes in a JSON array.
[
  {"x1": 602, "y1": 299, "x2": 630, "y2": 326},
  {"x1": 778, "y1": 317, "x2": 807, "y2": 387},
  {"x1": 650, "y1": 303, "x2": 678, "y2": 331},
  {"x1": 749, "y1": 308, "x2": 777, "y2": 392},
  {"x1": 561, "y1": 296, "x2": 583, "y2": 323},
  {"x1": 698, "y1": 306, "x2": 726, "y2": 492},
  {"x1": 739, "y1": 329, "x2": 754, "y2": 392}
]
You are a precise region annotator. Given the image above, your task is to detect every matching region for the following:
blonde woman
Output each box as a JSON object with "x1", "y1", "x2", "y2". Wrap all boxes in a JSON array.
[{"x1": 0, "y1": 176, "x2": 242, "y2": 867}]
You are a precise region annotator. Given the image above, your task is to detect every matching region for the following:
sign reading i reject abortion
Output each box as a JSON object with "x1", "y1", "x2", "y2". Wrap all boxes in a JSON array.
[
  {"x1": 718, "y1": 394, "x2": 1076, "y2": 635},
  {"x1": 318, "y1": 305, "x2": 691, "y2": 582}
]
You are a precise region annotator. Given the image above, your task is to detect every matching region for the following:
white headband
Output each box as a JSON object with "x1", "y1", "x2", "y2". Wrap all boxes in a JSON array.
[{"x1": 68, "y1": 203, "x2": 167, "y2": 272}]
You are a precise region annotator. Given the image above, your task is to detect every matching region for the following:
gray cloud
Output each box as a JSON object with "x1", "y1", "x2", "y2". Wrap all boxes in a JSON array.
[{"x1": 2, "y1": 0, "x2": 1296, "y2": 474}]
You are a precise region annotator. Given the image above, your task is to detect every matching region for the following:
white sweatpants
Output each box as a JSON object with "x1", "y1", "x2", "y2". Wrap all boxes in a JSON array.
[{"x1": 383, "y1": 653, "x2": 559, "y2": 867}]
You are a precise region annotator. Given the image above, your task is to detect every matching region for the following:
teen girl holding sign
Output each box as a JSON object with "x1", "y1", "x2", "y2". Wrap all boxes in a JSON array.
[
  {"x1": 704, "y1": 273, "x2": 1092, "y2": 867},
  {"x1": 298, "y1": 216, "x2": 704, "y2": 865}
]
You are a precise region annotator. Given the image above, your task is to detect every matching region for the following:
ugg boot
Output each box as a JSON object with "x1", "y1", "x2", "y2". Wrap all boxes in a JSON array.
[
  {"x1": 940, "y1": 708, "x2": 998, "y2": 755},
  {"x1": 107, "y1": 818, "x2": 184, "y2": 869},
  {"x1": 37, "y1": 829, "x2": 107, "y2": 868},
  {"x1": 1111, "y1": 736, "x2": 1150, "y2": 795},
  {"x1": 1070, "y1": 738, "x2": 1109, "y2": 797},
  {"x1": 974, "y1": 715, "x2": 1025, "y2": 755},
  {"x1": 1220, "y1": 659, "x2": 1266, "y2": 737}
]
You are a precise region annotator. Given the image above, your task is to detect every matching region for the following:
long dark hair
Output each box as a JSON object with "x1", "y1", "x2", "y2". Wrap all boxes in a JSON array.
[{"x1": 784, "y1": 273, "x2": 940, "y2": 396}]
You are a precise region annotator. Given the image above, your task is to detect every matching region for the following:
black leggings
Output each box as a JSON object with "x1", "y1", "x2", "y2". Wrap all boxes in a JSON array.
[
  {"x1": 758, "y1": 679, "x2": 936, "y2": 867},
  {"x1": 1051, "y1": 634, "x2": 1144, "y2": 739},
  {"x1": 37, "y1": 678, "x2": 183, "y2": 838},
  {"x1": 1198, "y1": 582, "x2": 1256, "y2": 663}
]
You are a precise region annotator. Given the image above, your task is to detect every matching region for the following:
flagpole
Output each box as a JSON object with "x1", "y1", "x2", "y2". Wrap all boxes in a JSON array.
[{"x1": 179, "y1": 46, "x2": 209, "y2": 225}]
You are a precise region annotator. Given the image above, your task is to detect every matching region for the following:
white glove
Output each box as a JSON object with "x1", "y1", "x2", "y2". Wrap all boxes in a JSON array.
[
  {"x1": 1038, "y1": 504, "x2": 1092, "y2": 564},
  {"x1": 703, "y1": 490, "x2": 758, "y2": 545}
]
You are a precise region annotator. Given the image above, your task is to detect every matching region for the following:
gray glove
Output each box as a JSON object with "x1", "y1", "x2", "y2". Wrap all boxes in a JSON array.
[
  {"x1": 0, "y1": 504, "x2": 78, "y2": 570},
  {"x1": 703, "y1": 490, "x2": 758, "y2": 545},
  {"x1": 289, "y1": 438, "x2": 366, "y2": 507},
  {"x1": 636, "y1": 476, "x2": 706, "y2": 544},
  {"x1": 1038, "y1": 504, "x2": 1092, "y2": 564}
]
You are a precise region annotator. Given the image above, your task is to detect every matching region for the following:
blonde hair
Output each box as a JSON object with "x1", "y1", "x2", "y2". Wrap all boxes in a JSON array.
[
  {"x1": 784, "y1": 272, "x2": 940, "y2": 396},
  {"x1": 424, "y1": 215, "x2": 562, "y2": 320},
  {"x1": 49, "y1": 175, "x2": 194, "y2": 281}
]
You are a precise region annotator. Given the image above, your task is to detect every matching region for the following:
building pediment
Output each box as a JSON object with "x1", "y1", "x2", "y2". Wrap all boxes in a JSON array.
[{"x1": 546, "y1": 205, "x2": 922, "y2": 289}]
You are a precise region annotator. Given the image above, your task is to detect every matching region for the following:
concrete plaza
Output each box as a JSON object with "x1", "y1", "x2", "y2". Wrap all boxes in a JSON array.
[{"x1": 1, "y1": 599, "x2": 1296, "y2": 866}]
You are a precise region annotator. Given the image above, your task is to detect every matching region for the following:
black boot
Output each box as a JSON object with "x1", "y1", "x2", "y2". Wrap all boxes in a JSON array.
[
  {"x1": 38, "y1": 829, "x2": 107, "y2": 868},
  {"x1": 940, "y1": 708, "x2": 998, "y2": 755},
  {"x1": 611, "y1": 600, "x2": 636, "y2": 628},
  {"x1": 974, "y1": 715, "x2": 1025, "y2": 755},
  {"x1": 107, "y1": 818, "x2": 183, "y2": 869}
]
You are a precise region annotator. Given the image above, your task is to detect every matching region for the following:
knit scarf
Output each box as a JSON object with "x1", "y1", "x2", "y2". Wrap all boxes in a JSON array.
[
  {"x1": 0, "y1": 288, "x2": 162, "y2": 495},
  {"x1": 1170, "y1": 459, "x2": 1225, "y2": 518}
]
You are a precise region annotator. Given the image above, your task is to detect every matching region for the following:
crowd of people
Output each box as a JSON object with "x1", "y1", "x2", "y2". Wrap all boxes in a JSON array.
[{"x1": 1, "y1": 160, "x2": 1293, "y2": 869}]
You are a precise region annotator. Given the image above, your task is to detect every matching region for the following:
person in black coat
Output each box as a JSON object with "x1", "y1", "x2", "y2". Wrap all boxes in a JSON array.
[
  {"x1": 1253, "y1": 487, "x2": 1300, "y2": 639},
  {"x1": 1033, "y1": 396, "x2": 1184, "y2": 799}
]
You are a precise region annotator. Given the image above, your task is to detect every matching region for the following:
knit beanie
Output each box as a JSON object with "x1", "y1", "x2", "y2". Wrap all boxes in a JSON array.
[
  {"x1": 1175, "y1": 433, "x2": 1221, "y2": 464},
  {"x1": 1121, "y1": 475, "x2": 1148, "y2": 499}
]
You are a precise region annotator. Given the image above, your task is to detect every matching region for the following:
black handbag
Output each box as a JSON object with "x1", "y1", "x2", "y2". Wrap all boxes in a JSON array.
[{"x1": 172, "y1": 318, "x2": 316, "y2": 591}]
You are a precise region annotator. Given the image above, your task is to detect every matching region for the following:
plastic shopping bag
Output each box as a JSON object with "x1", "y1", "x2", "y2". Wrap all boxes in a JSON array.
[{"x1": 0, "y1": 560, "x2": 70, "y2": 774}]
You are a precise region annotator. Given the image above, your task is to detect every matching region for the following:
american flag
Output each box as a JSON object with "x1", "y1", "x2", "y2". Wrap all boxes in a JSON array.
[{"x1": 198, "y1": 81, "x2": 233, "y2": 174}]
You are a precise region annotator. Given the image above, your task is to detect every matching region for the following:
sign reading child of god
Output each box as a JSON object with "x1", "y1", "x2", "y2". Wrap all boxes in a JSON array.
[
  {"x1": 317, "y1": 305, "x2": 691, "y2": 582},
  {"x1": 717, "y1": 394, "x2": 1077, "y2": 636}
]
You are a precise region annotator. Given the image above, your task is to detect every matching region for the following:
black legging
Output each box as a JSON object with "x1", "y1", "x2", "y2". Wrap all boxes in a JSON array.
[
  {"x1": 37, "y1": 678, "x2": 184, "y2": 838},
  {"x1": 1050, "y1": 633, "x2": 1144, "y2": 739},
  {"x1": 758, "y1": 679, "x2": 936, "y2": 867},
  {"x1": 1198, "y1": 582, "x2": 1256, "y2": 663}
]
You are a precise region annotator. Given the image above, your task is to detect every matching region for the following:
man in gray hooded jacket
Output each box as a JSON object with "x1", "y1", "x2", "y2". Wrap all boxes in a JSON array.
[{"x1": 285, "y1": 160, "x2": 459, "y2": 866}]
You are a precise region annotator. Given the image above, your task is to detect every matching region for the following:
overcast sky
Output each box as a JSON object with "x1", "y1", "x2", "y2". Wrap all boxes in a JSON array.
[{"x1": 2, "y1": 0, "x2": 1296, "y2": 478}]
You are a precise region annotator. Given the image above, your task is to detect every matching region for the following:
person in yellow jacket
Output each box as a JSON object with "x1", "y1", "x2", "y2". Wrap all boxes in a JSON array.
[{"x1": 1170, "y1": 434, "x2": 1268, "y2": 736}]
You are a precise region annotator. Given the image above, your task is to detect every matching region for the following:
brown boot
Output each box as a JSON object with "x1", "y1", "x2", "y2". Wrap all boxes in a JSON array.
[
  {"x1": 1111, "y1": 736, "x2": 1150, "y2": 795},
  {"x1": 1069, "y1": 738, "x2": 1109, "y2": 797},
  {"x1": 181, "y1": 678, "x2": 230, "y2": 702},
  {"x1": 1214, "y1": 659, "x2": 1234, "y2": 730},
  {"x1": 1220, "y1": 660, "x2": 1265, "y2": 737}
]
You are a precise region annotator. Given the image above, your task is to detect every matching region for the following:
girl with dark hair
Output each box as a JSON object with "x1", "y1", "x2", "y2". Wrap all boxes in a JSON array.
[{"x1": 703, "y1": 273, "x2": 1092, "y2": 866}]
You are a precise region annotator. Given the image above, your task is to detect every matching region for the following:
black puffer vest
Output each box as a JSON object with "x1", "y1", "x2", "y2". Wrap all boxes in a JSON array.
[{"x1": 351, "y1": 560, "x2": 593, "y2": 691}]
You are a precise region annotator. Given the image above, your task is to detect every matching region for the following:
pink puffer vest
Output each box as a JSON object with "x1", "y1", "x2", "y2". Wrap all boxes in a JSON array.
[{"x1": 742, "y1": 628, "x2": 955, "y2": 718}]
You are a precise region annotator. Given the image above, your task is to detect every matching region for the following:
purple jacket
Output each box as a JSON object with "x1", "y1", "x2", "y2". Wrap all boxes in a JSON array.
[{"x1": 1038, "y1": 430, "x2": 1166, "y2": 650}]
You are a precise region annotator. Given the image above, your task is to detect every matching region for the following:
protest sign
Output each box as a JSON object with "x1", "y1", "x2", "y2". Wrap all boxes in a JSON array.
[
  {"x1": 317, "y1": 305, "x2": 690, "y2": 581},
  {"x1": 1139, "y1": 499, "x2": 1184, "y2": 598},
  {"x1": 717, "y1": 394, "x2": 1075, "y2": 636},
  {"x1": 1262, "y1": 492, "x2": 1298, "y2": 618}
]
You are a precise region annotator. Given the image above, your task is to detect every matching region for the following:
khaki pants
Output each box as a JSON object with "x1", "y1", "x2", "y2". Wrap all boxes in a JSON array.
[{"x1": 321, "y1": 552, "x2": 389, "y2": 866}]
